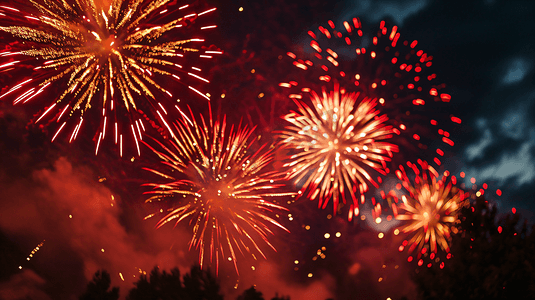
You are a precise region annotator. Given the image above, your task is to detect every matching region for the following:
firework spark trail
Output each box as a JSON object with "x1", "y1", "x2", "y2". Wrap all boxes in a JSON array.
[
  {"x1": 0, "y1": 0, "x2": 220, "y2": 155},
  {"x1": 278, "y1": 83, "x2": 398, "y2": 219},
  {"x1": 143, "y1": 105, "x2": 295, "y2": 274},
  {"x1": 19, "y1": 239, "x2": 46, "y2": 270}
]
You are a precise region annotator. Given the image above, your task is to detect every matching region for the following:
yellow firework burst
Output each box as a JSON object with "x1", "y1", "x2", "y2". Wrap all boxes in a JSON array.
[
  {"x1": 278, "y1": 83, "x2": 398, "y2": 216},
  {"x1": 143, "y1": 106, "x2": 294, "y2": 274},
  {"x1": 0, "y1": 0, "x2": 219, "y2": 155},
  {"x1": 392, "y1": 161, "x2": 466, "y2": 254}
]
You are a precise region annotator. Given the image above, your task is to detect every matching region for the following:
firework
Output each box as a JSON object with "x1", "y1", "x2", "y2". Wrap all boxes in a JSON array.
[
  {"x1": 19, "y1": 239, "x2": 46, "y2": 270},
  {"x1": 388, "y1": 160, "x2": 467, "y2": 255},
  {"x1": 143, "y1": 105, "x2": 294, "y2": 274},
  {"x1": 278, "y1": 83, "x2": 398, "y2": 218},
  {"x1": 280, "y1": 18, "x2": 460, "y2": 175},
  {"x1": 0, "y1": 0, "x2": 219, "y2": 155}
]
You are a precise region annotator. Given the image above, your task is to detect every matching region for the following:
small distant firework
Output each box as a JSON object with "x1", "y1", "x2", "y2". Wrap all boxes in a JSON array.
[
  {"x1": 0, "y1": 0, "x2": 219, "y2": 155},
  {"x1": 278, "y1": 83, "x2": 398, "y2": 218},
  {"x1": 280, "y1": 17, "x2": 460, "y2": 177},
  {"x1": 389, "y1": 161, "x2": 466, "y2": 255},
  {"x1": 144, "y1": 106, "x2": 294, "y2": 274},
  {"x1": 20, "y1": 239, "x2": 45, "y2": 270}
]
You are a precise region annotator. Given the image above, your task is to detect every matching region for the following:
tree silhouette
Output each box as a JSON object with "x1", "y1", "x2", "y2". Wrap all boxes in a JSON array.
[
  {"x1": 126, "y1": 265, "x2": 223, "y2": 300},
  {"x1": 237, "y1": 286, "x2": 264, "y2": 300},
  {"x1": 79, "y1": 270, "x2": 119, "y2": 300},
  {"x1": 183, "y1": 265, "x2": 223, "y2": 300},
  {"x1": 271, "y1": 294, "x2": 291, "y2": 300},
  {"x1": 413, "y1": 196, "x2": 535, "y2": 299}
]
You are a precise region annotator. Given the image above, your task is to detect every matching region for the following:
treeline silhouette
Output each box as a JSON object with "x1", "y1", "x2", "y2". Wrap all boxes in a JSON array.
[
  {"x1": 79, "y1": 265, "x2": 293, "y2": 300},
  {"x1": 412, "y1": 196, "x2": 535, "y2": 299}
]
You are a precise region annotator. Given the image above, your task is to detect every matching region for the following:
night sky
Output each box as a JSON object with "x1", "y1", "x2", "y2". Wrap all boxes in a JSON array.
[{"x1": 0, "y1": 0, "x2": 534, "y2": 299}]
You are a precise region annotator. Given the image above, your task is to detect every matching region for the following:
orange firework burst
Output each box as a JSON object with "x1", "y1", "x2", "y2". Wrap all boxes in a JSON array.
[
  {"x1": 278, "y1": 83, "x2": 398, "y2": 218},
  {"x1": 389, "y1": 161, "x2": 467, "y2": 255},
  {"x1": 143, "y1": 106, "x2": 293, "y2": 274},
  {"x1": 0, "y1": 0, "x2": 219, "y2": 155}
]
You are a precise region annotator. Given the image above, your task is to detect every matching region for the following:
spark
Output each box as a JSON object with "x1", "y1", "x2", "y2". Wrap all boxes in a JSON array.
[{"x1": 24, "y1": 240, "x2": 45, "y2": 264}]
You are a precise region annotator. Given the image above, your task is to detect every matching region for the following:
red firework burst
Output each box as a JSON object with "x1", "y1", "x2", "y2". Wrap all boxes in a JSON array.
[
  {"x1": 278, "y1": 18, "x2": 462, "y2": 218},
  {"x1": 280, "y1": 18, "x2": 461, "y2": 165}
]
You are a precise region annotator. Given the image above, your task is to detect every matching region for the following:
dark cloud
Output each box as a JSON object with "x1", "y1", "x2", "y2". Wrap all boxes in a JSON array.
[
  {"x1": 0, "y1": 270, "x2": 51, "y2": 300},
  {"x1": 0, "y1": 156, "x2": 196, "y2": 299}
]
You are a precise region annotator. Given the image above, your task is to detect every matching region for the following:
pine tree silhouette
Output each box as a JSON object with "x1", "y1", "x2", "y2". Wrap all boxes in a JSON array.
[
  {"x1": 79, "y1": 270, "x2": 119, "y2": 300},
  {"x1": 237, "y1": 286, "x2": 264, "y2": 300}
]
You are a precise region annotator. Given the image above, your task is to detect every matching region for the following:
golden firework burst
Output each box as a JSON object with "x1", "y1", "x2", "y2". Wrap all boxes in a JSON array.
[
  {"x1": 278, "y1": 83, "x2": 398, "y2": 216},
  {"x1": 0, "y1": 0, "x2": 219, "y2": 154}
]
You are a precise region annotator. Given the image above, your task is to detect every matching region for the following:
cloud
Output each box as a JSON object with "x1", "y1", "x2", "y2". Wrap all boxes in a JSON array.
[
  {"x1": 341, "y1": 0, "x2": 429, "y2": 26},
  {"x1": 472, "y1": 140, "x2": 535, "y2": 186},
  {"x1": 343, "y1": 231, "x2": 417, "y2": 300},
  {"x1": 0, "y1": 157, "x2": 193, "y2": 299},
  {"x1": 502, "y1": 57, "x2": 532, "y2": 85},
  {"x1": 500, "y1": 110, "x2": 527, "y2": 140},
  {"x1": 225, "y1": 261, "x2": 335, "y2": 300},
  {"x1": 463, "y1": 100, "x2": 535, "y2": 187},
  {"x1": 466, "y1": 128, "x2": 493, "y2": 161},
  {"x1": 0, "y1": 270, "x2": 51, "y2": 300}
]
